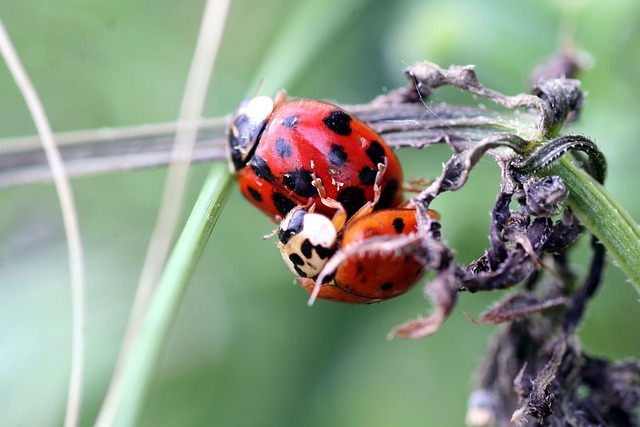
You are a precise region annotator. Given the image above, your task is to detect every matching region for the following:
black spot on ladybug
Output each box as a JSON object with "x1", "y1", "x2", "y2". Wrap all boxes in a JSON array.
[
  {"x1": 249, "y1": 156, "x2": 273, "y2": 181},
  {"x1": 272, "y1": 192, "x2": 296, "y2": 217},
  {"x1": 322, "y1": 271, "x2": 336, "y2": 284},
  {"x1": 337, "y1": 186, "x2": 366, "y2": 217},
  {"x1": 292, "y1": 264, "x2": 307, "y2": 278},
  {"x1": 381, "y1": 282, "x2": 393, "y2": 291},
  {"x1": 281, "y1": 115, "x2": 300, "y2": 129},
  {"x1": 301, "y1": 239, "x2": 313, "y2": 259},
  {"x1": 323, "y1": 110, "x2": 352, "y2": 136},
  {"x1": 315, "y1": 245, "x2": 332, "y2": 259},
  {"x1": 328, "y1": 144, "x2": 348, "y2": 166},
  {"x1": 275, "y1": 138, "x2": 292, "y2": 158},
  {"x1": 289, "y1": 253, "x2": 305, "y2": 266},
  {"x1": 247, "y1": 186, "x2": 263, "y2": 202},
  {"x1": 358, "y1": 166, "x2": 377, "y2": 186},
  {"x1": 377, "y1": 179, "x2": 399, "y2": 208},
  {"x1": 366, "y1": 140, "x2": 386, "y2": 166},
  {"x1": 283, "y1": 169, "x2": 317, "y2": 198},
  {"x1": 392, "y1": 218, "x2": 405, "y2": 233}
]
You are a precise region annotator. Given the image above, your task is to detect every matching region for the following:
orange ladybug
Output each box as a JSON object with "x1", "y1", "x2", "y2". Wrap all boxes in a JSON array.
[{"x1": 279, "y1": 206, "x2": 438, "y2": 304}]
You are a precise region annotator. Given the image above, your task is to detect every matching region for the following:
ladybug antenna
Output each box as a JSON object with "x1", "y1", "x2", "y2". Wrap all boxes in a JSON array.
[
  {"x1": 262, "y1": 228, "x2": 278, "y2": 240},
  {"x1": 253, "y1": 78, "x2": 265, "y2": 97}
]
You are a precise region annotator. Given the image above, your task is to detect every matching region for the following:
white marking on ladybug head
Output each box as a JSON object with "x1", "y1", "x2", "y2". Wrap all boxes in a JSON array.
[
  {"x1": 277, "y1": 208, "x2": 337, "y2": 278},
  {"x1": 227, "y1": 95, "x2": 275, "y2": 172}
]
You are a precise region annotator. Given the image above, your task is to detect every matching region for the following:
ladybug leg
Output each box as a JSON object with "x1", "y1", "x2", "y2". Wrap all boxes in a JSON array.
[
  {"x1": 349, "y1": 158, "x2": 388, "y2": 221},
  {"x1": 311, "y1": 175, "x2": 349, "y2": 231},
  {"x1": 273, "y1": 89, "x2": 287, "y2": 107},
  {"x1": 310, "y1": 157, "x2": 389, "y2": 230},
  {"x1": 402, "y1": 177, "x2": 434, "y2": 193},
  {"x1": 262, "y1": 228, "x2": 278, "y2": 240}
]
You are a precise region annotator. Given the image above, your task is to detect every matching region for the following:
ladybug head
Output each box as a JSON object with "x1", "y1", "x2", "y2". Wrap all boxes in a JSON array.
[
  {"x1": 226, "y1": 96, "x2": 275, "y2": 172},
  {"x1": 276, "y1": 208, "x2": 337, "y2": 278}
]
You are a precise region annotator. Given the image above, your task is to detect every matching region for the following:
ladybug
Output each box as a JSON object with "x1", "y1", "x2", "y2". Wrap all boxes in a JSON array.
[
  {"x1": 280, "y1": 206, "x2": 438, "y2": 304},
  {"x1": 227, "y1": 91, "x2": 404, "y2": 222}
]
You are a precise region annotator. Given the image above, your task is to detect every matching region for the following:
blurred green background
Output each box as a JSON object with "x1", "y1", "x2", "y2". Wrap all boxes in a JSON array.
[{"x1": 1, "y1": 0, "x2": 640, "y2": 425}]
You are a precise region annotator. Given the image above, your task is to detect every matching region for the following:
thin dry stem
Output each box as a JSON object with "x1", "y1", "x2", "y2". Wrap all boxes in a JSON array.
[{"x1": 0, "y1": 18, "x2": 86, "y2": 427}]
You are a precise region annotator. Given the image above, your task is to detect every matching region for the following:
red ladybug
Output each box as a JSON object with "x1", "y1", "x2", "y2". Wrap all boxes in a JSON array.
[
  {"x1": 227, "y1": 92, "x2": 404, "y2": 222},
  {"x1": 280, "y1": 207, "x2": 438, "y2": 304}
]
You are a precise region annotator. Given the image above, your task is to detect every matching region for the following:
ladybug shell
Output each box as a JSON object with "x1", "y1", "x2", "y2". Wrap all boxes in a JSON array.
[
  {"x1": 235, "y1": 99, "x2": 403, "y2": 222},
  {"x1": 299, "y1": 208, "x2": 433, "y2": 304},
  {"x1": 297, "y1": 278, "x2": 375, "y2": 304}
]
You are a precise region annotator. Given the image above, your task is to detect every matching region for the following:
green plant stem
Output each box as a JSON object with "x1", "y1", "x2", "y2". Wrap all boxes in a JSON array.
[
  {"x1": 546, "y1": 157, "x2": 640, "y2": 293},
  {"x1": 112, "y1": 162, "x2": 232, "y2": 426}
]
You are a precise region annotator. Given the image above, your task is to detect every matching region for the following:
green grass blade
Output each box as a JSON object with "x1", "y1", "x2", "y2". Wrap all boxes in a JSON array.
[
  {"x1": 548, "y1": 158, "x2": 640, "y2": 293},
  {"x1": 110, "y1": 162, "x2": 232, "y2": 426}
]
